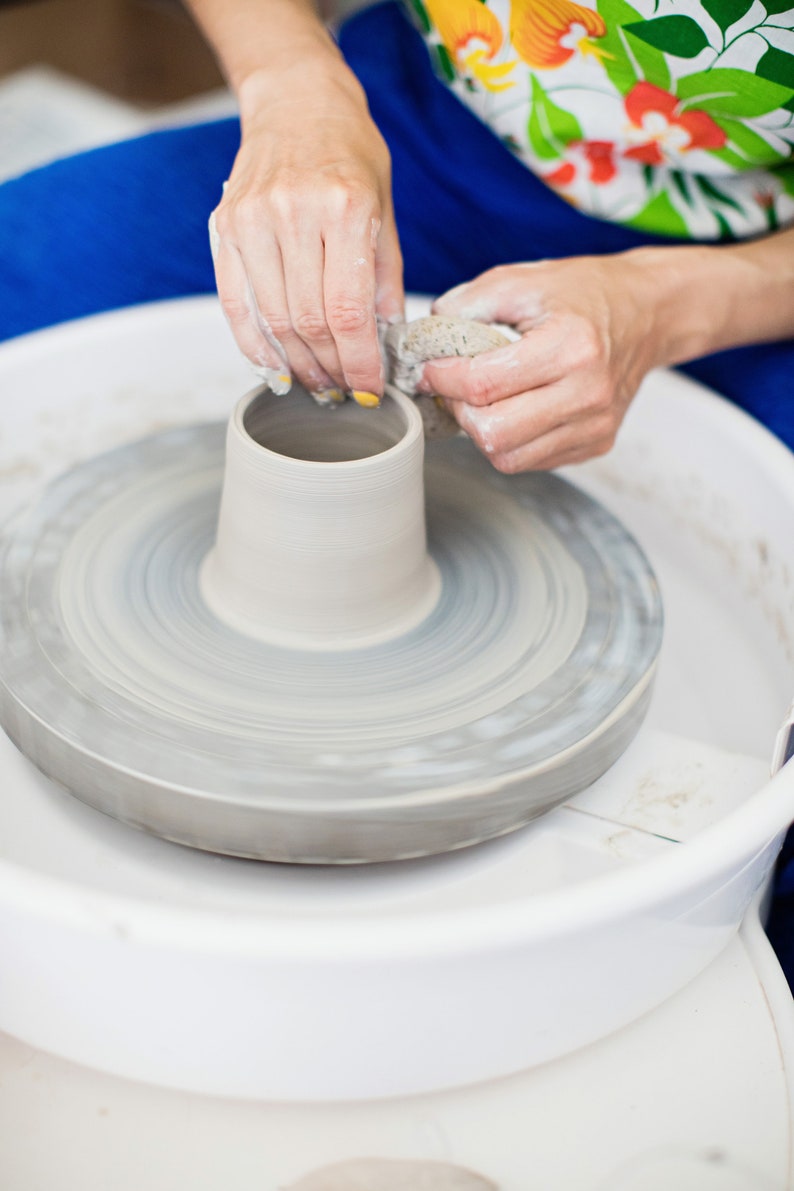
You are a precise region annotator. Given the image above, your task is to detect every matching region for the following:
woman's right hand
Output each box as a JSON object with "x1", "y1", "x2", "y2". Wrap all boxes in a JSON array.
[{"x1": 210, "y1": 62, "x2": 404, "y2": 406}]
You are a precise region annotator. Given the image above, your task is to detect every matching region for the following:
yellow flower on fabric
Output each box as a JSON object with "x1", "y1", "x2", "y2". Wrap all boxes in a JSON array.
[
  {"x1": 426, "y1": 0, "x2": 516, "y2": 91},
  {"x1": 510, "y1": 0, "x2": 609, "y2": 69}
]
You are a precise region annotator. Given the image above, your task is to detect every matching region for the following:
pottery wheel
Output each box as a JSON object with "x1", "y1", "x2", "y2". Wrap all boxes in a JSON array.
[{"x1": 0, "y1": 420, "x2": 662, "y2": 863}]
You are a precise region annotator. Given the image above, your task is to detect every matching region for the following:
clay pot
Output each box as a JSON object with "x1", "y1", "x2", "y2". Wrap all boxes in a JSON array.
[{"x1": 201, "y1": 384, "x2": 441, "y2": 650}]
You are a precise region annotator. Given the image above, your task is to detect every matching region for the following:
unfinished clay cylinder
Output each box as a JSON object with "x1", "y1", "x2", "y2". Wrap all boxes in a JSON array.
[{"x1": 200, "y1": 384, "x2": 441, "y2": 650}]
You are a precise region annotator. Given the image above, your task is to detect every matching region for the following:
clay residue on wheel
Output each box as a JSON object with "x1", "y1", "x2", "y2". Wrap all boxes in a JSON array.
[{"x1": 283, "y1": 1157, "x2": 498, "y2": 1189}]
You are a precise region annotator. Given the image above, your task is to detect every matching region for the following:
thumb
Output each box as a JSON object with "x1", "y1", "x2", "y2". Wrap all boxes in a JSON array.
[
  {"x1": 433, "y1": 266, "x2": 546, "y2": 331},
  {"x1": 432, "y1": 276, "x2": 504, "y2": 324}
]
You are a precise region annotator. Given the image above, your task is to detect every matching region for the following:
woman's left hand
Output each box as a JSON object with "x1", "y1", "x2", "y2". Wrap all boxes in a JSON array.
[{"x1": 416, "y1": 255, "x2": 666, "y2": 472}]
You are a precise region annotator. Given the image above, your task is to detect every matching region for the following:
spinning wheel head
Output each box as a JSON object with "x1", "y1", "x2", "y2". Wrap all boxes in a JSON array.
[{"x1": 0, "y1": 383, "x2": 662, "y2": 863}]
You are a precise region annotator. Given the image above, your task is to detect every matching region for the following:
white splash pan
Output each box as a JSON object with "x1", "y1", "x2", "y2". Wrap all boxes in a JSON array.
[{"x1": 1, "y1": 295, "x2": 793, "y2": 1103}]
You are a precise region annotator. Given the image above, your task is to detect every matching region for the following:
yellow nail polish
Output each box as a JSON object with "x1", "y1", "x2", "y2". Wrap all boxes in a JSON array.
[
  {"x1": 311, "y1": 387, "x2": 346, "y2": 407},
  {"x1": 351, "y1": 390, "x2": 381, "y2": 408}
]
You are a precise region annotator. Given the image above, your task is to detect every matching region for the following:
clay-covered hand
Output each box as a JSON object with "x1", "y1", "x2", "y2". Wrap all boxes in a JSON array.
[
  {"x1": 209, "y1": 64, "x2": 403, "y2": 406},
  {"x1": 417, "y1": 257, "x2": 664, "y2": 472}
]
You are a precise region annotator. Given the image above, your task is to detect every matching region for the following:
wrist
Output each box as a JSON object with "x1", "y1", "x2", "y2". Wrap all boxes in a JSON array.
[
  {"x1": 619, "y1": 244, "x2": 733, "y2": 369},
  {"x1": 237, "y1": 49, "x2": 366, "y2": 129}
]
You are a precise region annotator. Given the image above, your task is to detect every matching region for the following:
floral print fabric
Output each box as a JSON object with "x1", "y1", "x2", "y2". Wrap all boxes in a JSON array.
[{"x1": 405, "y1": 0, "x2": 794, "y2": 238}]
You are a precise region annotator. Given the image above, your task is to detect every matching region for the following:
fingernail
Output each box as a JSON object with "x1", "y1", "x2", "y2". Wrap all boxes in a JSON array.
[
  {"x1": 311, "y1": 387, "x2": 346, "y2": 406},
  {"x1": 251, "y1": 363, "x2": 292, "y2": 395},
  {"x1": 351, "y1": 390, "x2": 381, "y2": 408}
]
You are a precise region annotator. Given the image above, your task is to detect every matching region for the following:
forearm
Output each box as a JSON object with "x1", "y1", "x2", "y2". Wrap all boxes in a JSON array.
[
  {"x1": 184, "y1": 0, "x2": 363, "y2": 121},
  {"x1": 185, "y1": 0, "x2": 399, "y2": 398},
  {"x1": 626, "y1": 228, "x2": 794, "y2": 369}
]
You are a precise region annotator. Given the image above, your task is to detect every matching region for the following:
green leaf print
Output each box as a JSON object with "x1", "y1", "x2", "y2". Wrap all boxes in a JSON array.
[
  {"x1": 431, "y1": 42, "x2": 457, "y2": 83},
  {"x1": 756, "y1": 47, "x2": 794, "y2": 91},
  {"x1": 712, "y1": 210, "x2": 735, "y2": 241},
  {"x1": 763, "y1": 0, "x2": 794, "y2": 12},
  {"x1": 669, "y1": 170, "x2": 695, "y2": 206},
  {"x1": 405, "y1": 0, "x2": 431, "y2": 35},
  {"x1": 708, "y1": 146, "x2": 751, "y2": 170},
  {"x1": 624, "y1": 189, "x2": 690, "y2": 237},
  {"x1": 623, "y1": 16, "x2": 710, "y2": 59},
  {"x1": 527, "y1": 76, "x2": 583, "y2": 161},
  {"x1": 676, "y1": 69, "x2": 794, "y2": 117},
  {"x1": 696, "y1": 175, "x2": 745, "y2": 213},
  {"x1": 715, "y1": 117, "x2": 788, "y2": 167},
  {"x1": 779, "y1": 165, "x2": 794, "y2": 200},
  {"x1": 597, "y1": 0, "x2": 671, "y2": 92},
  {"x1": 701, "y1": 0, "x2": 754, "y2": 33}
]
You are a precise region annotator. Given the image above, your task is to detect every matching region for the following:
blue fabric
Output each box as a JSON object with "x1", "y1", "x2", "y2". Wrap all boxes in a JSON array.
[
  {"x1": 0, "y1": 1, "x2": 793, "y2": 977},
  {"x1": 0, "y1": 118, "x2": 235, "y2": 337},
  {"x1": 767, "y1": 831, "x2": 794, "y2": 980}
]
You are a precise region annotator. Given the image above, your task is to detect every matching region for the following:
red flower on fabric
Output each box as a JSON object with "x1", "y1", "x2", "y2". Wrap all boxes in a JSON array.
[
  {"x1": 546, "y1": 161, "x2": 577, "y2": 186},
  {"x1": 545, "y1": 141, "x2": 617, "y2": 188},
  {"x1": 577, "y1": 140, "x2": 617, "y2": 184},
  {"x1": 623, "y1": 82, "x2": 726, "y2": 166}
]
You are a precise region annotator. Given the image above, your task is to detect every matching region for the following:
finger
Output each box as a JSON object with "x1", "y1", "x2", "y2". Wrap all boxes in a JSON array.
[
  {"x1": 421, "y1": 311, "x2": 608, "y2": 409},
  {"x1": 418, "y1": 322, "x2": 579, "y2": 408},
  {"x1": 374, "y1": 205, "x2": 405, "y2": 325},
  {"x1": 456, "y1": 406, "x2": 614, "y2": 473},
  {"x1": 323, "y1": 211, "x2": 384, "y2": 403},
  {"x1": 244, "y1": 232, "x2": 343, "y2": 402},
  {"x1": 445, "y1": 393, "x2": 562, "y2": 459},
  {"x1": 492, "y1": 427, "x2": 616, "y2": 473},
  {"x1": 444, "y1": 382, "x2": 616, "y2": 461},
  {"x1": 212, "y1": 233, "x2": 292, "y2": 395},
  {"x1": 439, "y1": 376, "x2": 579, "y2": 456},
  {"x1": 279, "y1": 219, "x2": 352, "y2": 395}
]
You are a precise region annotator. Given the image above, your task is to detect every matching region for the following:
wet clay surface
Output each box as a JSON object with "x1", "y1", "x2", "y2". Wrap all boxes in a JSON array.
[{"x1": 0, "y1": 422, "x2": 661, "y2": 863}]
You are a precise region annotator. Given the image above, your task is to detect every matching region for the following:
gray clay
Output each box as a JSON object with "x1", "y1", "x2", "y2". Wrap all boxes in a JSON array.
[{"x1": 283, "y1": 1157, "x2": 498, "y2": 1190}]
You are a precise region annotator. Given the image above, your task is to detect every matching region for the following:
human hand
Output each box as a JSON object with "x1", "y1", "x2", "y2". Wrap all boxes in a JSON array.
[
  {"x1": 209, "y1": 63, "x2": 403, "y2": 405},
  {"x1": 417, "y1": 256, "x2": 666, "y2": 472}
]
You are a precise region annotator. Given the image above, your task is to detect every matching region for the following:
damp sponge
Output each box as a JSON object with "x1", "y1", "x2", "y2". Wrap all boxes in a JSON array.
[{"x1": 384, "y1": 315, "x2": 510, "y2": 438}]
